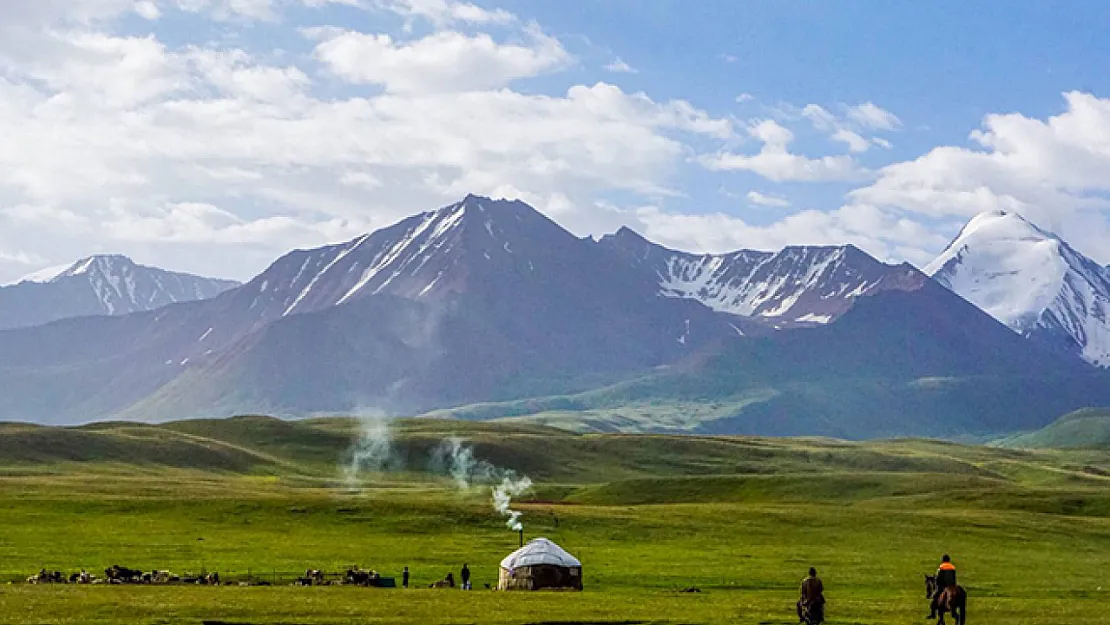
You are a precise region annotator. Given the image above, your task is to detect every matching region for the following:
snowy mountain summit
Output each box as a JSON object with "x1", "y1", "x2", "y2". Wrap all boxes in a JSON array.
[
  {"x1": 927, "y1": 210, "x2": 1110, "y2": 367},
  {"x1": 0, "y1": 255, "x2": 238, "y2": 331}
]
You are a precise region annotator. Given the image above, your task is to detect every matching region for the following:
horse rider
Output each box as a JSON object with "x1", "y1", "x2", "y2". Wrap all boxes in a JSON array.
[
  {"x1": 797, "y1": 567, "x2": 825, "y2": 623},
  {"x1": 929, "y1": 554, "x2": 957, "y2": 619}
]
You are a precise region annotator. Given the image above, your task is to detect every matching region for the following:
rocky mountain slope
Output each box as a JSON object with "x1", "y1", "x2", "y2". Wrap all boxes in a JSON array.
[{"x1": 598, "y1": 227, "x2": 924, "y2": 327}]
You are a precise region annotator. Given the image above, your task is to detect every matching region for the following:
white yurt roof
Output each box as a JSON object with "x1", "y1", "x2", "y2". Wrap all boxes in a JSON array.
[{"x1": 500, "y1": 538, "x2": 581, "y2": 569}]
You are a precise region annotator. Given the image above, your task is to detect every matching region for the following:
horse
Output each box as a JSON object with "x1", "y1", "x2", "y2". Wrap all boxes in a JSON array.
[
  {"x1": 799, "y1": 599, "x2": 824, "y2": 625},
  {"x1": 926, "y1": 574, "x2": 967, "y2": 625}
]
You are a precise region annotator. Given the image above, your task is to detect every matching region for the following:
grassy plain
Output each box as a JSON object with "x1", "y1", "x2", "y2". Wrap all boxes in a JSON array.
[{"x1": 0, "y1": 416, "x2": 1108, "y2": 624}]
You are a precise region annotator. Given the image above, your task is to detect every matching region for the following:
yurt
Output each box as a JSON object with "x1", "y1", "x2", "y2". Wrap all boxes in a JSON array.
[{"x1": 497, "y1": 537, "x2": 582, "y2": 591}]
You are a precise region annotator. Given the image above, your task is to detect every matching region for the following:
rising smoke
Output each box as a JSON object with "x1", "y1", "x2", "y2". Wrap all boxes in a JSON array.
[
  {"x1": 343, "y1": 409, "x2": 395, "y2": 490},
  {"x1": 433, "y1": 436, "x2": 534, "y2": 532}
]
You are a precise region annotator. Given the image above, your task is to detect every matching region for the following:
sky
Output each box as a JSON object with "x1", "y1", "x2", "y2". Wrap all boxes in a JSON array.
[{"x1": 3, "y1": 0, "x2": 1110, "y2": 282}]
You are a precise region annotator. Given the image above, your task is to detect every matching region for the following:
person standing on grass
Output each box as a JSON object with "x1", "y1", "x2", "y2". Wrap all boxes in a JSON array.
[
  {"x1": 402, "y1": 566, "x2": 409, "y2": 589},
  {"x1": 461, "y1": 564, "x2": 471, "y2": 590}
]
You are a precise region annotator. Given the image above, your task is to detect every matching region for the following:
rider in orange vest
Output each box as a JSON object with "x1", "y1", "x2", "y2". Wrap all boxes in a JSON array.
[{"x1": 929, "y1": 555, "x2": 957, "y2": 619}]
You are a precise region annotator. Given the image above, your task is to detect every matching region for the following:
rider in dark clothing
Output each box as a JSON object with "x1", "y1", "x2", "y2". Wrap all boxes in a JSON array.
[
  {"x1": 797, "y1": 567, "x2": 825, "y2": 623},
  {"x1": 929, "y1": 555, "x2": 957, "y2": 619}
]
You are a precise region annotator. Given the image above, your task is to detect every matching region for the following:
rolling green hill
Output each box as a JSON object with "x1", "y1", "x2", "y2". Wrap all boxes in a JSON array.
[
  {"x1": 997, "y1": 408, "x2": 1110, "y2": 449},
  {"x1": 2, "y1": 415, "x2": 1110, "y2": 624}
]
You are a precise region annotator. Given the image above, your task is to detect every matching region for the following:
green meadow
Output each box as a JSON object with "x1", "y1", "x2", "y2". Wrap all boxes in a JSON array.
[{"x1": 0, "y1": 416, "x2": 1109, "y2": 624}]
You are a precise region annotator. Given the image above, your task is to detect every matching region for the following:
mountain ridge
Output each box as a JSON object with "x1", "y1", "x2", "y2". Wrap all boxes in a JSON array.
[
  {"x1": 0, "y1": 254, "x2": 239, "y2": 331},
  {"x1": 597, "y1": 225, "x2": 926, "y2": 327}
]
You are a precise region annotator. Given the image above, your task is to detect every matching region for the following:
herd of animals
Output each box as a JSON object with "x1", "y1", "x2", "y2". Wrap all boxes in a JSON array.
[
  {"x1": 26, "y1": 566, "x2": 219, "y2": 585},
  {"x1": 23, "y1": 566, "x2": 437, "y2": 589}
]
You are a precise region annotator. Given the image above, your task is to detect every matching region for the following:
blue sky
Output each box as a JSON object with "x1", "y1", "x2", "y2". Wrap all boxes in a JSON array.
[{"x1": 2, "y1": 0, "x2": 1110, "y2": 281}]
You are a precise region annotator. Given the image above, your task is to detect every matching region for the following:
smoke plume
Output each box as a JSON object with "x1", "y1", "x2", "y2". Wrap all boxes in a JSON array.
[
  {"x1": 343, "y1": 409, "x2": 395, "y2": 489},
  {"x1": 493, "y1": 474, "x2": 533, "y2": 531},
  {"x1": 433, "y1": 436, "x2": 533, "y2": 532}
]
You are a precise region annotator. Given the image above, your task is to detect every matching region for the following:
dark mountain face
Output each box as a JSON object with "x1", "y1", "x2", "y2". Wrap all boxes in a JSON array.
[
  {"x1": 605, "y1": 281, "x2": 1110, "y2": 438},
  {"x1": 122, "y1": 197, "x2": 752, "y2": 419},
  {"x1": 0, "y1": 255, "x2": 238, "y2": 331},
  {"x1": 596, "y1": 227, "x2": 925, "y2": 327}
]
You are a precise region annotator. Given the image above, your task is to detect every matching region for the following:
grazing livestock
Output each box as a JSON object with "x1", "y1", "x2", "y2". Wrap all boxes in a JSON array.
[
  {"x1": 26, "y1": 569, "x2": 64, "y2": 584},
  {"x1": 345, "y1": 567, "x2": 380, "y2": 587},
  {"x1": 105, "y1": 565, "x2": 144, "y2": 584},
  {"x1": 429, "y1": 572, "x2": 455, "y2": 589}
]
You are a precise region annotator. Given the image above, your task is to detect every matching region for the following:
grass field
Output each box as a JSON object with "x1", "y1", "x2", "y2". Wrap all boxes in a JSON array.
[{"x1": 1, "y1": 416, "x2": 1109, "y2": 624}]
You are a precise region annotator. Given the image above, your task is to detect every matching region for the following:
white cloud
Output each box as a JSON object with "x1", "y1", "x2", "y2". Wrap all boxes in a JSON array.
[
  {"x1": 850, "y1": 91, "x2": 1110, "y2": 262},
  {"x1": 604, "y1": 57, "x2": 636, "y2": 74},
  {"x1": 796, "y1": 102, "x2": 900, "y2": 154},
  {"x1": 720, "y1": 53, "x2": 738, "y2": 63},
  {"x1": 308, "y1": 26, "x2": 571, "y2": 93},
  {"x1": 173, "y1": 0, "x2": 277, "y2": 20},
  {"x1": 746, "y1": 190, "x2": 790, "y2": 208},
  {"x1": 135, "y1": 1, "x2": 161, "y2": 19},
  {"x1": 0, "y1": 7, "x2": 733, "y2": 281},
  {"x1": 371, "y1": 0, "x2": 516, "y2": 27},
  {"x1": 848, "y1": 101, "x2": 902, "y2": 131},
  {"x1": 832, "y1": 128, "x2": 870, "y2": 153},
  {"x1": 801, "y1": 104, "x2": 838, "y2": 131},
  {"x1": 702, "y1": 120, "x2": 865, "y2": 182},
  {"x1": 601, "y1": 202, "x2": 943, "y2": 267},
  {"x1": 735, "y1": 92, "x2": 754, "y2": 103}
]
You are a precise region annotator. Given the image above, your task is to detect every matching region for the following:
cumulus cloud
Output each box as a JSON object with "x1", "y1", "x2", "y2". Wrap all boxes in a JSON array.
[
  {"x1": 0, "y1": 4, "x2": 735, "y2": 281},
  {"x1": 308, "y1": 25, "x2": 571, "y2": 93},
  {"x1": 850, "y1": 91, "x2": 1110, "y2": 262},
  {"x1": 605, "y1": 202, "x2": 945, "y2": 268},
  {"x1": 702, "y1": 120, "x2": 866, "y2": 182}
]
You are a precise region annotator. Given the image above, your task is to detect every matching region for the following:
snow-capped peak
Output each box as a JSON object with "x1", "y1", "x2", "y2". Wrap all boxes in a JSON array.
[
  {"x1": 0, "y1": 255, "x2": 239, "y2": 331},
  {"x1": 15, "y1": 254, "x2": 135, "y2": 285},
  {"x1": 928, "y1": 210, "x2": 1110, "y2": 367}
]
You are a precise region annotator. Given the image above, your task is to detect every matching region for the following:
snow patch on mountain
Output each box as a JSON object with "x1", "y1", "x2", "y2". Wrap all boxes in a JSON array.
[
  {"x1": 927, "y1": 210, "x2": 1110, "y2": 367},
  {"x1": 598, "y1": 227, "x2": 923, "y2": 327}
]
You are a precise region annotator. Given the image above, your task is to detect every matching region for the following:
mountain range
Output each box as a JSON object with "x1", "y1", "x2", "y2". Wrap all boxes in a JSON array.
[
  {"x1": 0, "y1": 255, "x2": 238, "y2": 331},
  {"x1": 1, "y1": 196, "x2": 1107, "y2": 438}
]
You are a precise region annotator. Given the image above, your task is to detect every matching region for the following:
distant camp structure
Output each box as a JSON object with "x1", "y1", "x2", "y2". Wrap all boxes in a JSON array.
[{"x1": 498, "y1": 538, "x2": 582, "y2": 591}]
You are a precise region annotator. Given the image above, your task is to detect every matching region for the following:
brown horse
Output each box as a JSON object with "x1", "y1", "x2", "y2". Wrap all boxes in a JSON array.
[{"x1": 926, "y1": 574, "x2": 967, "y2": 625}]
